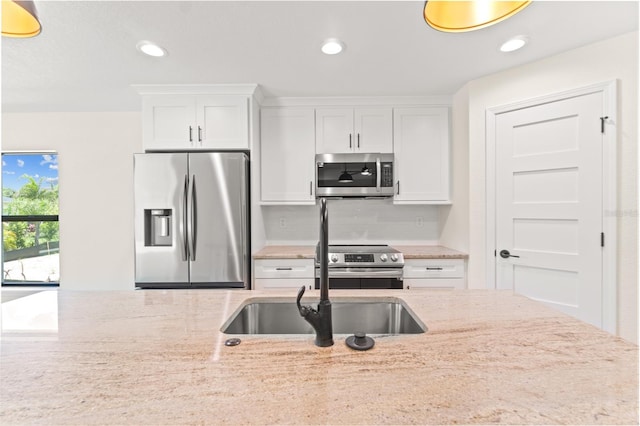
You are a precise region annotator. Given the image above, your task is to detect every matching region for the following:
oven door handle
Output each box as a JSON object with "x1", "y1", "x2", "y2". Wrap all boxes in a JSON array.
[{"x1": 316, "y1": 268, "x2": 404, "y2": 279}]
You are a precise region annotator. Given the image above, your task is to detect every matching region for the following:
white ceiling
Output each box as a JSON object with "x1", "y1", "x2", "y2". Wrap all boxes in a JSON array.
[{"x1": 2, "y1": 1, "x2": 638, "y2": 112}]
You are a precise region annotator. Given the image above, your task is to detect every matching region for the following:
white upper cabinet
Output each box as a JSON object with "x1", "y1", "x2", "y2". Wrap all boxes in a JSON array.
[
  {"x1": 196, "y1": 96, "x2": 249, "y2": 149},
  {"x1": 136, "y1": 85, "x2": 257, "y2": 151},
  {"x1": 143, "y1": 95, "x2": 248, "y2": 150},
  {"x1": 393, "y1": 107, "x2": 450, "y2": 204},
  {"x1": 260, "y1": 107, "x2": 316, "y2": 204},
  {"x1": 316, "y1": 107, "x2": 392, "y2": 154}
]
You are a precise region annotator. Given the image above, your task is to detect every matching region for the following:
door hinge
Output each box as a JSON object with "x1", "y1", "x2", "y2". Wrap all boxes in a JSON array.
[
  {"x1": 600, "y1": 116, "x2": 609, "y2": 134},
  {"x1": 601, "y1": 232, "x2": 605, "y2": 247}
]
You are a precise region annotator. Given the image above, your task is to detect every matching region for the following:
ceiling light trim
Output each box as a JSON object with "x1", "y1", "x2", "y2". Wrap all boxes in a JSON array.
[
  {"x1": 500, "y1": 35, "x2": 528, "y2": 52},
  {"x1": 321, "y1": 38, "x2": 345, "y2": 55},
  {"x1": 136, "y1": 41, "x2": 167, "y2": 58}
]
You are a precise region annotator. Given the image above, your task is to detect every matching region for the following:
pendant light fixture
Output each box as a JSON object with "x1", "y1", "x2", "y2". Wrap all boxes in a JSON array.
[
  {"x1": 2, "y1": 0, "x2": 41, "y2": 38},
  {"x1": 424, "y1": 0, "x2": 531, "y2": 33},
  {"x1": 360, "y1": 164, "x2": 372, "y2": 176},
  {"x1": 338, "y1": 164, "x2": 353, "y2": 183}
]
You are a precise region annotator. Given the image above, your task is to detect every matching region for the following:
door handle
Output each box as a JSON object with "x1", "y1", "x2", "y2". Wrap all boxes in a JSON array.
[
  {"x1": 189, "y1": 175, "x2": 197, "y2": 261},
  {"x1": 499, "y1": 249, "x2": 519, "y2": 259},
  {"x1": 349, "y1": 133, "x2": 352, "y2": 149},
  {"x1": 182, "y1": 174, "x2": 189, "y2": 261},
  {"x1": 198, "y1": 126, "x2": 203, "y2": 143}
]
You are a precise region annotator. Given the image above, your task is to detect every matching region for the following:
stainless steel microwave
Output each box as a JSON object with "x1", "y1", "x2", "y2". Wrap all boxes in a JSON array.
[{"x1": 315, "y1": 153, "x2": 394, "y2": 198}]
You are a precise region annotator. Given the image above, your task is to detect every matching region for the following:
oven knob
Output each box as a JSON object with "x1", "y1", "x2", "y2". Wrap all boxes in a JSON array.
[
  {"x1": 380, "y1": 254, "x2": 388, "y2": 262},
  {"x1": 330, "y1": 254, "x2": 339, "y2": 263},
  {"x1": 390, "y1": 254, "x2": 398, "y2": 262}
]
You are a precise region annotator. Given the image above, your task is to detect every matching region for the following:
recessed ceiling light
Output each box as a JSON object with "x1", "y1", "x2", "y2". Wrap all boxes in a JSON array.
[
  {"x1": 500, "y1": 35, "x2": 528, "y2": 52},
  {"x1": 136, "y1": 41, "x2": 167, "y2": 57},
  {"x1": 321, "y1": 38, "x2": 345, "y2": 55}
]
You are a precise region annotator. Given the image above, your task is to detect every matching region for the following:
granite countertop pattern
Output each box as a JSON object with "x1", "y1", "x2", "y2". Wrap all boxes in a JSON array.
[
  {"x1": 253, "y1": 245, "x2": 468, "y2": 259},
  {"x1": 0, "y1": 289, "x2": 637, "y2": 425}
]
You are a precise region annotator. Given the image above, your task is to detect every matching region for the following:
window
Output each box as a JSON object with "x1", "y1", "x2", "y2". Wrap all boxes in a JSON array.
[{"x1": 2, "y1": 153, "x2": 59, "y2": 286}]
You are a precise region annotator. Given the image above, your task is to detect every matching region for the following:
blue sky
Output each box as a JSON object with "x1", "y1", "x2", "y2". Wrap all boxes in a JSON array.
[{"x1": 2, "y1": 154, "x2": 59, "y2": 192}]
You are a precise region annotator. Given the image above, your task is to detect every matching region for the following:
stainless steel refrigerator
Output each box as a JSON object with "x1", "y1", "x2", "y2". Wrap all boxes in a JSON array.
[{"x1": 134, "y1": 152, "x2": 249, "y2": 288}]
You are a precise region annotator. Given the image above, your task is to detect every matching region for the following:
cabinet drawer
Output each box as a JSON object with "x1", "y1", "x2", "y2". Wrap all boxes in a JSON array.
[
  {"x1": 254, "y1": 259, "x2": 314, "y2": 279},
  {"x1": 403, "y1": 259, "x2": 464, "y2": 278}
]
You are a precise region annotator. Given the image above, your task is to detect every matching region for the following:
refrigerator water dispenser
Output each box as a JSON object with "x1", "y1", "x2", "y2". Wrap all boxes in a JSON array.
[{"x1": 145, "y1": 209, "x2": 172, "y2": 246}]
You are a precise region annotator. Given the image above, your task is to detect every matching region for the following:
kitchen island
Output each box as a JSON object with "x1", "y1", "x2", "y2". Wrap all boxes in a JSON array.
[{"x1": 0, "y1": 289, "x2": 637, "y2": 424}]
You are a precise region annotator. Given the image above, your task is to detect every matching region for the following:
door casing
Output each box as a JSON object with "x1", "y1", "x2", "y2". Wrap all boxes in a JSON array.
[{"x1": 485, "y1": 80, "x2": 617, "y2": 334}]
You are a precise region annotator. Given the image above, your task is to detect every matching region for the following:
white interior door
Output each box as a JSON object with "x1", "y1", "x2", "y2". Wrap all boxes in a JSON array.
[{"x1": 495, "y1": 91, "x2": 605, "y2": 328}]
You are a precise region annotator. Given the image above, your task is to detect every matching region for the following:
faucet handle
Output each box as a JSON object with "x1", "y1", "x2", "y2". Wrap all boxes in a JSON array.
[{"x1": 296, "y1": 285, "x2": 311, "y2": 316}]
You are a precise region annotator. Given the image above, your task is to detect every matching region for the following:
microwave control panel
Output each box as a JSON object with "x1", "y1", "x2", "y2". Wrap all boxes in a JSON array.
[{"x1": 381, "y1": 163, "x2": 393, "y2": 187}]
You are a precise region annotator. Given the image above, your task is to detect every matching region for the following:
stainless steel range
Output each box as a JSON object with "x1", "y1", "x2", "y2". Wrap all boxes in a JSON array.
[{"x1": 315, "y1": 244, "x2": 405, "y2": 289}]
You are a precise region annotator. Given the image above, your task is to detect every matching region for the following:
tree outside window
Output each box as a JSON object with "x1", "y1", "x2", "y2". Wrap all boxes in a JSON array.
[{"x1": 2, "y1": 153, "x2": 59, "y2": 285}]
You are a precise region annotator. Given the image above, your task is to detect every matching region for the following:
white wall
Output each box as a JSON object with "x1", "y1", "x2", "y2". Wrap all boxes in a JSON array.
[
  {"x1": 440, "y1": 85, "x2": 470, "y2": 253},
  {"x1": 447, "y1": 31, "x2": 638, "y2": 342},
  {"x1": 2, "y1": 112, "x2": 142, "y2": 290},
  {"x1": 262, "y1": 201, "x2": 440, "y2": 245}
]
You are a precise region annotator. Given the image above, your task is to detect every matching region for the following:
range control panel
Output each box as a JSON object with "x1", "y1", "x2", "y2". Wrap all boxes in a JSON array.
[{"x1": 344, "y1": 254, "x2": 375, "y2": 263}]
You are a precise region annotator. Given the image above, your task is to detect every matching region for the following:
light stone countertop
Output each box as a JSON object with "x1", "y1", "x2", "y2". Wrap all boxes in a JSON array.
[
  {"x1": 253, "y1": 245, "x2": 468, "y2": 259},
  {"x1": 0, "y1": 289, "x2": 637, "y2": 425}
]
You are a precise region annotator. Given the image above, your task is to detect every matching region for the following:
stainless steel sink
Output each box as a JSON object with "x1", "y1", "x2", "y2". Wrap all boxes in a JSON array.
[{"x1": 221, "y1": 297, "x2": 427, "y2": 335}]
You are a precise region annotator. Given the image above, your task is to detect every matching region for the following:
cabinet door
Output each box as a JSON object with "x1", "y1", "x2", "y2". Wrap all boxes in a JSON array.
[
  {"x1": 315, "y1": 108, "x2": 354, "y2": 153},
  {"x1": 354, "y1": 107, "x2": 393, "y2": 153},
  {"x1": 260, "y1": 108, "x2": 315, "y2": 203},
  {"x1": 393, "y1": 107, "x2": 450, "y2": 203},
  {"x1": 197, "y1": 96, "x2": 249, "y2": 149},
  {"x1": 142, "y1": 96, "x2": 196, "y2": 150}
]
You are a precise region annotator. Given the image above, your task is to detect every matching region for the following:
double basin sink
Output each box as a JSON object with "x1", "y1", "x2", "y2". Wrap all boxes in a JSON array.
[{"x1": 221, "y1": 297, "x2": 427, "y2": 335}]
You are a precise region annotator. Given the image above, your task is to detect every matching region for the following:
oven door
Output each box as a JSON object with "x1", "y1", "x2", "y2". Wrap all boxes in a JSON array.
[
  {"x1": 315, "y1": 153, "x2": 394, "y2": 198},
  {"x1": 315, "y1": 267, "x2": 404, "y2": 289}
]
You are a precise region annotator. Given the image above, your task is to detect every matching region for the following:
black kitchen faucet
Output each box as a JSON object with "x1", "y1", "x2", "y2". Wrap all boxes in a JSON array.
[{"x1": 296, "y1": 197, "x2": 334, "y2": 347}]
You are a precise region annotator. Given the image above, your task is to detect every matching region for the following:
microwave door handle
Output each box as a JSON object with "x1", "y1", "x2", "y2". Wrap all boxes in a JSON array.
[{"x1": 376, "y1": 157, "x2": 381, "y2": 192}]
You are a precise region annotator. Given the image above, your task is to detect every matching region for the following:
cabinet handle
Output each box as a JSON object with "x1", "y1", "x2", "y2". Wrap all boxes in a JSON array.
[
  {"x1": 426, "y1": 267, "x2": 443, "y2": 271},
  {"x1": 349, "y1": 133, "x2": 352, "y2": 148},
  {"x1": 198, "y1": 126, "x2": 202, "y2": 143},
  {"x1": 396, "y1": 181, "x2": 400, "y2": 195},
  {"x1": 189, "y1": 126, "x2": 193, "y2": 143},
  {"x1": 276, "y1": 267, "x2": 293, "y2": 271},
  {"x1": 357, "y1": 133, "x2": 360, "y2": 148},
  {"x1": 309, "y1": 181, "x2": 313, "y2": 196}
]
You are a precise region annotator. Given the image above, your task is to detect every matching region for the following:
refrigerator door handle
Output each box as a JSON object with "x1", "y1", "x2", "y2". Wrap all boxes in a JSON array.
[
  {"x1": 182, "y1": 174, "x2": 189, "y2": 262},
  {"x1": 189, "y1": 174, "x2": 198, "y2": 261}
]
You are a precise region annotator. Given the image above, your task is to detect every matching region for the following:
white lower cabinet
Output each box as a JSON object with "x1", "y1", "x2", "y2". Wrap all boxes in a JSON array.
[
  {"x1": 253, "y1": 259, "x2": 314, "y2": 290},
  {"x1": 403, "y1": 259, "x2": 465, "y2": 290}
]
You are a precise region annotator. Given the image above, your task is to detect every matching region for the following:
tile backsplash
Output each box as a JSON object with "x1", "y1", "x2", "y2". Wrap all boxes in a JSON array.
[{"x1": 262, "y1": 199, "x2": 440, "y2": 245}]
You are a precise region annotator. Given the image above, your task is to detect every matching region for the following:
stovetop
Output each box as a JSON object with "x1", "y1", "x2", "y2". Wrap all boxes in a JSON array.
[{"x1": 326, "y1": 244, "x2": 402, "y2": 254}]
